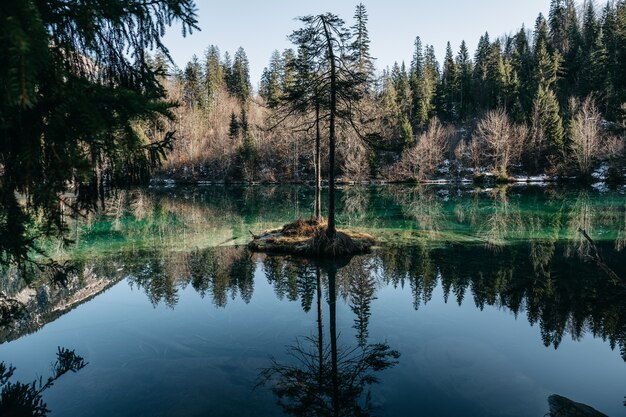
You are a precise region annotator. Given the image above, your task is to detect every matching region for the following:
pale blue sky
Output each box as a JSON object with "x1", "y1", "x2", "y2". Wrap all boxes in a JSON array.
[{"x1": 163, "y1": 0, "x2": 550, "y2": 89}]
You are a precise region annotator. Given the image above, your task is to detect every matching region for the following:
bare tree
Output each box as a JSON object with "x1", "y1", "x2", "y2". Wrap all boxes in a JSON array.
[
  {"x1": 568, "y1": 96, "x2": 603, "y2": 177},
  {"x1": 397, "y1": 118, "x2": 451, "y2": 181},
  {"x1": 341, "y1": 130, "x2": 370, "y2": 182},
  {"x1": 603, "y1": 134, "x2": 625, "y2": 180},
  {"x1": 471, "y1": 109, "x2": 526, "y2": 179}
]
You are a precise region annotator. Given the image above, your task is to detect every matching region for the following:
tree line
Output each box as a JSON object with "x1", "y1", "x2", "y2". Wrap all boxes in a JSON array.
[{"x1": 163, "y1": 0, "x2": 626, "y2": 184}]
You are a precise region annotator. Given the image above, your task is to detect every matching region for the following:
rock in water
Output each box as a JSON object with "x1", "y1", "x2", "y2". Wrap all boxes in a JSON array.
[{"x1": 548, "y1": 394, "x2": 608, "y2": 417}]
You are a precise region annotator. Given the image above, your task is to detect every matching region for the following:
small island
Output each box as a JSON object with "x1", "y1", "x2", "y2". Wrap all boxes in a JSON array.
[{"x1": 249, "y1": 217, "x2": 376, "y2": 256}]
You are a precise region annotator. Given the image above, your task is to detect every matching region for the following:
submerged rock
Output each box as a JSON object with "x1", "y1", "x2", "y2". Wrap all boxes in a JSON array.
[{"x1": 548, "y1": 394, "x2": 608, "y2": 417}]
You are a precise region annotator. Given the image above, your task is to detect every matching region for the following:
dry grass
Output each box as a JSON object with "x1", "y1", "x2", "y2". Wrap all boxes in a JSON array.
[
  {"x1": 249, "y1": 218, "x2": 375, "y2": 257},
  {"x1": 281, "y1": 217, "x2": 327, "y2": 237},
  {"x1": 308, "y1": 230, "x2": 359, "y2": 256}
]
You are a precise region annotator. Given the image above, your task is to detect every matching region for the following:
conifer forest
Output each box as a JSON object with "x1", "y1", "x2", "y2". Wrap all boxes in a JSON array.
[{"x1": 159, "y1": 1, "x2": 625, "y2": 184}]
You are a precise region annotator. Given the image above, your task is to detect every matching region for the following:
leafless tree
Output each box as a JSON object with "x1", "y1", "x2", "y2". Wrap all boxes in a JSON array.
[
  {"x1": 397, "y1": 118, "x2": 451, "y2": 181},
  {"x1": 568, "y1": 96, "x2": 603, "y2": 177},
  {"x1": 471, "y1": 109, "x2": 526, "y2": 179}
]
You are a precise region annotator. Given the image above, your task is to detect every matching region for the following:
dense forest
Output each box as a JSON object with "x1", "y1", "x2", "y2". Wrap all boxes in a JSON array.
[{"x1": 158, "y1": 0, "x2": 626, "y2": 184}]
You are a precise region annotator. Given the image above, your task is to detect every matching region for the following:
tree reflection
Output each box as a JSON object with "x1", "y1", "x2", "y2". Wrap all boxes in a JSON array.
[
  {"x1": 0, "y1": 347, "x2": 87, "y2": 416},
  {"x1": 385, "y1": 186, "x2": 446, "y2": 238},
  {"x1": 347, "y1": 266, "x2": 377, "y2": 347},
  {"x1": 378, "y1": 242, "x2": 626, "y2": 358},
  {"x1": 127, "y1": 246, "x2": 255, "y2": 308},
  {"x1": 259, "y1": 258, "x2": 400, "y2": 417},
  {"x1": 565, "y1": 191, "x2": 595, "y2": 259},
  {"x1": 341, "y1": 187, "x2": 370, "y2": 225},
  {"x1": 478, "y1": 186, "x2": 523, "y2": 248},
  {"x1": 3, "y1": 183, "x2": 626, "y2": 363}
]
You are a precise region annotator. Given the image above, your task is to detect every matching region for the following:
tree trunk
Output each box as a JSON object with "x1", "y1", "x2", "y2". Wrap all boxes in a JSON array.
[
  {"x1": 328, "y1": 265, "x2": 339, "y2": 417},
  {"x1": 316, "y1": 267, "x2": 323, "y2": 389},
  {"x1": 322, "y1": 16, "x2": 337, "y2": 239},
  {"x1": 315, "y1": 102, "x2": 322, "y2": 220}
]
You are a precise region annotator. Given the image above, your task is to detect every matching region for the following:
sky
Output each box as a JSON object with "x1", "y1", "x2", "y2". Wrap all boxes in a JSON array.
[{"x1": 162, "y1": 0, "x2": 550, "y2": 90}]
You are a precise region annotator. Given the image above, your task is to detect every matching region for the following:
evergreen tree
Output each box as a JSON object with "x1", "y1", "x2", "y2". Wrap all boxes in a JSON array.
[
  {"x1": 391, "y1": 62, "x2": 411, "y2": 117},
  {"x1": 616, "y1": 1, "x2": 626, "y2": 112},
  {"x1": 231, "y1": 47, "x2": 252, "y2": 103},
  {"x1": 281, "y1": 49, "x2": 297, "y2": 93},
  {"x1": 350, "y1": 3, "x2": 375, "y2": 83},
  {"x1": 535, "y1": 86, "x2": 565, "y2": 160},
  {"x1": 579, "y1": 1, "x2": 601, "y2": 96},
  {"x1": 409, "y1": 37, "x2": 428, "y2": 129},
  {"x1": 410, "y1": 36, "x2": 425, "y2": 78},
  {"x1": 288, "y1": 13, "x2": 367, "y2": 241},
  {"x1": 400, "y1": 116, "x2": 414, "y2": 148},
  {"x1": 564, "y1": 0, "x2": 580, "y2": 51},
  {"x1": 534, "y1": 41, "x2": 560, "y2": 93},
  {"x1": 512, "y1": 27, "x2": 534, "y2": 118},
  {"x1": 590, "y1": 26, "x2": 609, "y2": 98},
  {"x1": 0, "y1": 0, "x2": 198, "y2": 266},
  {"x1": 473, "y1": 32, "x2": 491, "y2": 110},
  {"x1": 223, "y1": 51, "x2": 234, "y2": 95},
  {"x1": 380, "y1": 70, "x2": 410, "y2": 148},
  {"x1": 601, "y1": 2, "x2": 620, "y2": 116},
  {"x1": 456, "y1": 40, "x2": 473, "y2": 121},
  {"x1": 380, "y1": 71, "x2": 401, "y2": 125},
  {"x1": 229, "y1": 111, "x2": 240, "y2": 140},
  {"x1": 550, "y1": 0, "x2": 581, "y2": 101},
  {"x1": 260, "y1": 50, "x2": 283, "y2": 108},
  {"x1": 183, "y1": 55, "x2": 203, "y2": 107},
  {"x1": 563, "y1": 3, "x2": 583, "y2": 99},
  {"x1": 204, "y1": 45, "x2": 224, "y2": 102},
  {"x1": 486, "y1": 39, "x2": 507, "y2": 109},
  {"x1": 439, "y1": 42, "x2": 459, "y2": 121},
  {"x1": 549, "y1": 0, "x2": 568, "y2": 53},
  {"x1": 421, "y1": 45, "x2": 440, "y2": 123},
  {"x1": 534, "y1": 14, "x2": 552, "y2": 54},
  {"x1": 507, "y1": 68, "x2": 526, "y2": 123},
  {"x1": 240, "y1": 107, "x2": 249, "y2": 133},
  {"x1": 241, "y1": 131, "x2": 257, "y2": 162}
]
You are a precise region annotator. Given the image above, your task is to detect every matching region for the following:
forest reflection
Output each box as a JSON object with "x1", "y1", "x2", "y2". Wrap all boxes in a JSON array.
[
  {"x1": 90, "y1": 238, "x2": 626, "y2": 361},
  {"x1": 38, "y1": 185, "x2": 626, "y2": 257},
  {"x1": 2, "y1": 185, "x2": 625, "y2": 355}
]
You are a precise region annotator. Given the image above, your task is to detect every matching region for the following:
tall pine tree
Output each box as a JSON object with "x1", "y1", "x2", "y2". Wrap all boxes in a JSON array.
[{"x1": 439, "y1": 42, "x2": 459, "y2": 121}]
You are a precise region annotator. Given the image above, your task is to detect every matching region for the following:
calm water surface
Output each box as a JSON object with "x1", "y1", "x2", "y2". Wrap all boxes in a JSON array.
[{"x1": 1, "y1": 184, "x2": 625, "y2": 416}]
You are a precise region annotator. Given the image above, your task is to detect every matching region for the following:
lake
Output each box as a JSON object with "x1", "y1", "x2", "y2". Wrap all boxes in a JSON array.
[{"x1": 1, "y1": 184, "x2": 625, "y2": 416}]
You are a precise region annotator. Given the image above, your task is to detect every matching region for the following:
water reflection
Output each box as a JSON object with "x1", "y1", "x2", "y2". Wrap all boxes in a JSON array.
[
  {"x1": 126, "y1": 246, "x2": 255, "y2": 308},
  {"x1": 259, "y1": 259, "x2": 400, "y2": 417},
  {"x1": 21, "y1": 185, "x2": 623, "y2": 259},
  {"x1": 0, "y1": 347, "x2": 87, "y2": 416},
  {"x1": 1, "y1": 185, "x2": 626, "y2": 415},
  {"x1": 3, "y1": 238, "x2": 626, "y2": 360}
]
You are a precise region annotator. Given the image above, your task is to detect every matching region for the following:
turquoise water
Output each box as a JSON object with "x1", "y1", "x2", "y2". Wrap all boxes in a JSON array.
[{"x1": 1, "y1": 184, "x2": 625, "y2": 416}]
